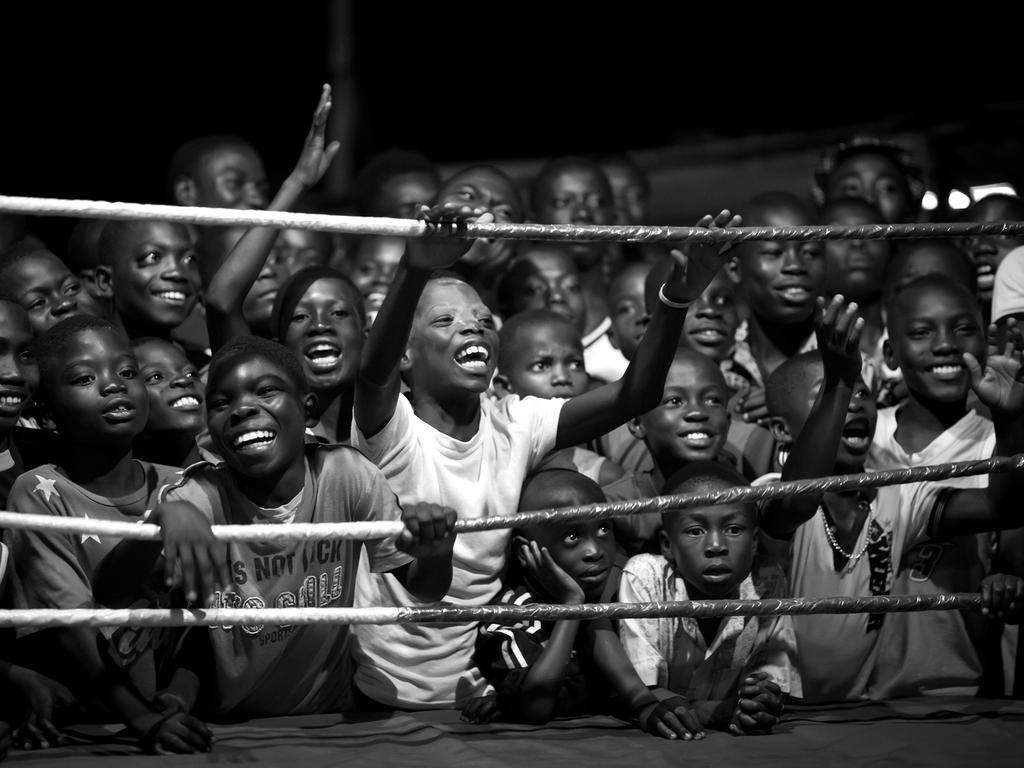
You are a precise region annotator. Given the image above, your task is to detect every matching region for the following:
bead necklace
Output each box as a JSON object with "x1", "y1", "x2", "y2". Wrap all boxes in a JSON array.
[{"x1": 819, "y1": 494, "x2": 874, "y2": 564}]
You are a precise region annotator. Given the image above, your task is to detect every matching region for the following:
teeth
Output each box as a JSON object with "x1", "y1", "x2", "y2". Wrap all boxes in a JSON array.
[
  {"x1": 0, "y1": 395, "x2": 24, "y2": 407},
  {"x1": 156, "y1": 291, "x2": 187, "y2": 304},
  {"x1": 978, "y1": 274, "x2": 995, "y2": 290},
  {"x1": 170, "y1": 396, "x2": 200, "y2": 409},
  {"x1": 692, "y1": 329, "x2": 725, "y2": 342},
  {"x1": 455, "y1": 345, "x2": 490, "y2": 369},
  {"x1": 680, "y1": 432, "x2": 711, "y2": 445},
  {"x1": 306, "y1": 344, "x2": 341, "y2": 371},
  {"x1": 233, "y1": 430, "x2": 276, "y2": 449},
  {"x1": 930, "y1": 364, "x2": 963, "y2": 375},
  {"x1": 780, "y1": 287, "x2": 810, "y2": 301},
  {"x1": 843, "y1": 435, "x2": 870, "y2": 449}
]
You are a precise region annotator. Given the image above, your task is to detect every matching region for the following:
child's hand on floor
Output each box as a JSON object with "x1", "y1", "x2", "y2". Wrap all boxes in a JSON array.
[
  {"x1": 980, "y1": 573, "x2": 1024, "y2": 623},
  {"x1": 965, "y1": 318, "x2": 1024, "y2": 413},
  {"x1": 729, "y1": 672, "x2": 783, "y2": 736},
  {"x1": 396, "y1": 503, "x2": 458, "y2": 561},
  {"x1": 661, "y1": 210, "x2": 743, "y2": 306},
  {"x1": 407, "y1": 204, "x2": 496, "y2": 272},
  {"x1": 637, "y1": 693, "x2": 705, "y2": 741},
  {"x1": 460, "y1": 694, "x2": 501, "y2": 724},
  {"x1": 8, "y1": 667, "x2": 74, "y2": 750},
  {"x1": 518, "y1": 540, "x2": 585, "y2": 605},
  {"x1": 141, "y1": 712, "x2": 214, "y2": 755},
  {"x1": 287, "y1": 83, "x2": 341, "y2": 189},
  {"x1": 151, "y1": 501, "x2": 229, "y2": 605},
  {"x1": 815, "y1": 294, "x2": 864, "y2": 387}
]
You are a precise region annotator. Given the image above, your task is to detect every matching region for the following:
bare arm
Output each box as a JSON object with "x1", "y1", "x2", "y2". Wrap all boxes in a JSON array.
[
  {"x1": 354, "y1": 205, "x2": 490, "y2": 438},
  {"x1": 556, "y1": 212, "x2": 741, "y2": 449},
  {"x1": 762, "y1": 296, "x2": 864, "y2": 538},
  {"x1": 205, "y1": 84, "x2": 340, "y2": 351}
]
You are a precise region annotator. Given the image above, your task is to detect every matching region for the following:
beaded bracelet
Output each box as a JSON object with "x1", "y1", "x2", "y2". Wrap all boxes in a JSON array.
[{"x1": 658, "y1": 284, "x2": 693, "y2": 310}]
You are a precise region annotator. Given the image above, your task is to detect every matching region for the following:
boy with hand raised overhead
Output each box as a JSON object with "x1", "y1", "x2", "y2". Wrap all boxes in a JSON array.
[{"x1": 351, "y1": 201, "x2": 740, "y2": 709}]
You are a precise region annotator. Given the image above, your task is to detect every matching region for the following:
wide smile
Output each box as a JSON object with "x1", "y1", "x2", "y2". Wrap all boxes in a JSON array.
[
  {"x1": 841, "y1": 417, "x2": 873, "y2": 453},
  {"x1": 976, "y1": 263, "x2": 995, "y2": 292},
  {"x1": 305, "y1": 341, "x2": 343, "y2": 372},
  {"x1": 774, "y1": 285, "x2": 813, "y2": 304},
  {"x1": 453, "y1": 343, "x2": 492, "y2": 372},
  {"x1": 0, "y1": 390, "x2": 27, "y2": 414},
  {"x1": 232, "y1": 429, "x2": 277, "y2": 453},
  {"x1": 926, "y1": 361, "x2": 966, "y2": 381},
  {"x1": 677, "y1": 430, "x2": 715, "y2": 449},
  {"x1": 169, "y1": 394, "x2": 202, "y2": 411},
  {"x1": 152, "y1": 289, "x2": 191, "y2": 306},
  {"x1": 688, "y1": 326, "x2": 728, "y2": 344}
]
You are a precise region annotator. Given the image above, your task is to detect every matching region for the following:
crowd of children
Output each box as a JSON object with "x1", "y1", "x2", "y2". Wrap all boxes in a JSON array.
[{"x1": 0, "y1": 83, "x2": 1023, "y2": 758}]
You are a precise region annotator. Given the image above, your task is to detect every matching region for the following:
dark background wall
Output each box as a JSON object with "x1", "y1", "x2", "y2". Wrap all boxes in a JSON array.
[{"x1": 2, "y1": 3, "x2": 1022, "y2": 247}]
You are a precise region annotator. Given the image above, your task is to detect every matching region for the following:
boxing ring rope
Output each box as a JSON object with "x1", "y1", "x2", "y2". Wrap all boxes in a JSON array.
[
  {"x1": 2, "y1": 195, "x2": 1024, "y2": 243},
  {"x1": 2, "y1": 454, "x2": 1021, "y2": 544},
  {"x1": 0, "y1": 594, "x2": 983, "y2": 630}
]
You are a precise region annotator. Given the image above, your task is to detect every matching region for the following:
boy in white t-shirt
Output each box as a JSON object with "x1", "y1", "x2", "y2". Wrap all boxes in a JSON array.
[
  {"x1": 351, "y1": 203, "x2": 741, "y2": 709},
  {"x1": 760, "y1": 294, "x2": 1024, "y2": 702}
]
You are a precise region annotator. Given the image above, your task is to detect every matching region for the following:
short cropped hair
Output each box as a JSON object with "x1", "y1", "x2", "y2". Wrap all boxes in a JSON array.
[
  {"x1": 167, "y1": 134, "x2": 258, "y2": 196},
  {"x1": 530, "y1": 156, "x2": 612, "y2": 213},
  {"x1": 765, "y1": 351, "x2": 823, "y2": 424},
  {"x1": 883, "y1": 273, "x2": 981, "y2": 330},
  {"x1": 661, "y1": 460, "x2": 752, "y2": 530},
  {"x1": 0, "y1": 241, "x2": 55, "y2": 289},
  {"x1": 207, "y1": 336, "x2": 309, "y2": 396},
  {"x1": 34, "y1": 315, "x2": 128, "y2": 387},
  {"x1": 352, "y1": 148, "x2": 439, "y2": 216}
]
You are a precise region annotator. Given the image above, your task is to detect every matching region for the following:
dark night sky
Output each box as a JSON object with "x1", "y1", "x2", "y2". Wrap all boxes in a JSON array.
[{"x1": 2, "y1": 3, "x2": 1021, "y2": 239}]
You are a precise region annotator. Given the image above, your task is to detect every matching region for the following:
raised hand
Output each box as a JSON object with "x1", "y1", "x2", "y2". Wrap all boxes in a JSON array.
[
  {"x1": 637, "y1": 694, "x2": 705, "y2": 741},
  {"x1": 814, "y1": 294, "x2": 864, "y2": 387},
  {"x1": 405, "y1": 204, "x2": 495, "y2": 272},
  {"x1": 518, "y1": 539, "x2": 585, "y2": 605},
  {"x1": 151, "y1": 501, "x2": 229, "y2": 605},
  {"x1": 980, "y1": 573, "x2": 1024, "y2": 622},
  {"x1": 965, "y1": 319, "x2": 1024, "y2": 413},
  {"x1": 396, "y1": 503, "x2": 458, "y2": 561},
  {"x1": 287, "y1": 83, "x2": 342, "y2": 189},
  {"x1": 661, "y1": 210, "x2": 743, "y2": 305},
  {"x1": 729, "y1": 672, "x2": 784, "y2": 736}
]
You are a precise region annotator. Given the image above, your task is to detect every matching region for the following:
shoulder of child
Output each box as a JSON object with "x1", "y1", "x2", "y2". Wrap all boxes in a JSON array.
[{"x1": 623, "y1": 551, "x2": 669, "y2": 579}]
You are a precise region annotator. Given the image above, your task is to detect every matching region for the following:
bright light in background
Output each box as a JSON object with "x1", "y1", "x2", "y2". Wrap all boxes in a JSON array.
[
  {"x1": 948, "y1": 189, "x2": 972, "y2": 210},
  {"x1": 921, "y1": 190, "x2": 938, "y2": 211},
  {"x1": 969, "y1": 182, "x2": 1017, "y2": 201}
]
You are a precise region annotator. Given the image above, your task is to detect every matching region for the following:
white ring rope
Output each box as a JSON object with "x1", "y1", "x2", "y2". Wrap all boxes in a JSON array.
[
  {"x1": 2, "y1": 195, "x2": 1023, "y2": 243},
  {"x1": 0, "y1": 593, "x2": 982, "y2": 629},
  {"x1": 0, "y1": 454, "x2": 1020, "y2": 543}
]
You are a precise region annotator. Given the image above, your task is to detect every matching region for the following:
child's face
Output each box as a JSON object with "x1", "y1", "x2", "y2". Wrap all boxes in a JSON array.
[
  {"x1": 635, "y1": 356, "x2": 731, "y2": 467},
  {"x1": 436, "y1": 168, "x2": 522, "y2": 277},
  {"x1": 660, "y1": 502, "x2": 756, "y2": 599},
  {"x1": 270, "y1": 229, "x2": 331, "y2": 278},
  {"x1": 782, "y1": 372, "x2": 877, "y2": 473},
  {"x1": 375, "y1": 173, "x2": 439, "y2": 219},
  {"x1": 602, "y1": 162, "x2": 647, "y2": 225},
  {"x1": 509, "y1": 249, "x2": 586, "y2": 334},
  {"x1": 501, "y1": 321, "x2": 587, "y2": 399},
  {"x1": 885, "y1": 286, "x2": 985, "y2": 404},
  {"x1": 961, "y1": 199, "x2": 1024, "y2": 303},
  {"x1": 733, "y1": 218, "x2": 825, "y2": 326},
  {"x1": 282, "y1": 278, "x2": 364, "y2": 393},
  {"x1": 45, "y1": 328, "x2": 148, "y2": 443},
  {"x1": 823, "y1": 206, "x2": 891, "y2": 303},
  {"x1": 0, "y1": 304, "x2": 39, "y2": 433},
  {"x1": 241, "y1": 255, "x2": 285, "y2": 335},
  {"x1": 532, "y1": 166, "x2": 613, "y2": 268},
  {"x1": 407, "y1": 280, "x2": 499, "y2": 397},
  {"x1": 530, "y1": 519, "x2": 617, "y2": 601},
  {"x1": 193, "y1": 144, "x2": 269, "y2": 210},
  {"x1": 608, "y1": 263, "x2": 651, "y2": 361},
  {"x1": 134, "y1": 338, "x2": 204, "y2": 434},
  {"x1": 825, "y1": 152, "x2": 912, "y2": 224},
  {"x1": 7, "y1": 252, "x2": 104, "y2": 336},
  {"x1": 110, "y1": 222, "x2": 201, "y2": 332},
  {"x1": 350, "y1": 236, "x2": 405, "y2": 308},
  {"x1": 205, "y1": 353, "x2": 308, "y2": 479},
  {"x1": 682, "y1": 271, "x2": 739, "y2": 362}
]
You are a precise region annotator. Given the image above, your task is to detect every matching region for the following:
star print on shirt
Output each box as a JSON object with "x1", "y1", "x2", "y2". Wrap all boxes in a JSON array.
[
  {"x1": 33, "y1": 475, "x2": 60, "y2": 503},
  {"x1": 80, "y1": 514, "x2": 101, "y2": 545}
]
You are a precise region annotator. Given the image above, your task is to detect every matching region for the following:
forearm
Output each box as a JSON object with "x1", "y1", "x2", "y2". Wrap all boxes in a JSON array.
[
  {"x1": 516, "y1": 619, "x2": 581, "y2": 723},
  {"x1": 396, "y1": 554, "x2": 453, "y2": 603},
  {"x1": 355, "y1": 257, "x2": 431, "y2": 436},
  {"x1": 620, "y1": 301, "x2": 686, "y2": 414},
  {"x1": 766, "y1": 380, "x2": 853, "y2": 536},
  {"x1": 205, "y1": 177, "x2": 307, "y2": 317},
  {"x1": 588, "y1": 619, "x2": 658, "y2": 714}
]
